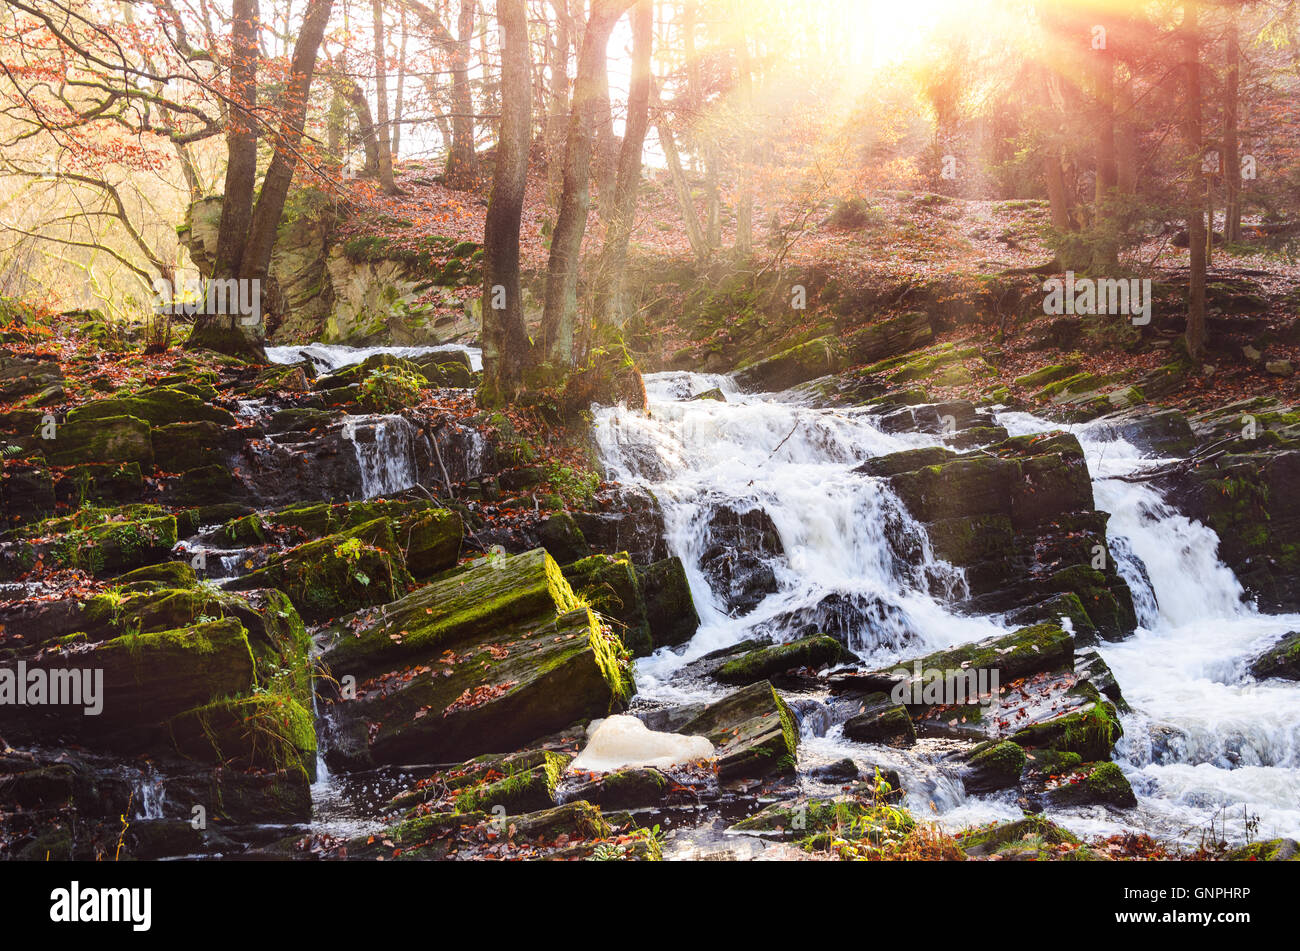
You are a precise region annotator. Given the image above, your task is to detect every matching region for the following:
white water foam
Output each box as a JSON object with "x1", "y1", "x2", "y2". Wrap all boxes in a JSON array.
[
  {"x1": 590, "y1": 376, "x2": 1300, "y2": 846},
  {"x1": 266, "y1": 343, "x2": 483, "y2": 373}
]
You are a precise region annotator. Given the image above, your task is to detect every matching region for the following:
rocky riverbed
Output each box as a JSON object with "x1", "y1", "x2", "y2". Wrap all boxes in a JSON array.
[{"x1": 1, "y1": 337, "x2": 1298, "y2": 861}]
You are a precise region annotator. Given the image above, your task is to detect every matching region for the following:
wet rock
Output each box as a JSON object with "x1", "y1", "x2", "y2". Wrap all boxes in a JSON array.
[
  {"x1": 572, "y1": 487, "x2": 669, "y2": 564},
  {"x1": 675, "y1": 680, "x2": 799, "y2": 783},
  {"x1": 1164, "y1": 450, "x2": 1300, "y2": 611},
  {"x1": 1010, "y1": 696, "x2": 1124, "y2": 762},
  {"x1": 563, "y1": 767, "x2": 672, "y2": 810},
  {"x1": 55, "y1": 462, "x2": 145, "y2": 507},
  {"x1": 830, "y1": 624, "x2": 1074, "y2": 698},
  {"x1": 713, "y1": 635, "x2": 848, "y2": 685},
  {"x1": 688, "y1": 387, "x2": 726, "y2": 402},
  {"x1": 1088, "y1": 408, "x2": 1195, "y2": 458},
  {"x1": 962, "y1": 739, "x2": 1026, "y2": 793},
  {"x1": 732, "y1": 336, "x2": 845, "y2": 393},
  {"x1": 956, "y1": 815, "x2": 1083, "y2": 858},
  {"x1": 750, "y1": 592, "x2": 912, "y2": 652},
  {"x1": 1249, "y1": 631, "x2": 1300, "y2": 681},
  {"x1": 808, "y1": 758, "x2": 860, "y2": 783},
  {"x1": 563, "y1": 552, "x2": 652, "y2": 657},
  {"x1": 699, "y1": 504, "x2": 784, "y2": 616},
  {"x1": 842, "y1": 693, "x2": 916, "y2": 746},
  {"x1": 1042, "y1": 761, "x2": 1137, "y2": 808},
  {"x1": 636, "y1": 556, "x2": 700, "y2": 650}
]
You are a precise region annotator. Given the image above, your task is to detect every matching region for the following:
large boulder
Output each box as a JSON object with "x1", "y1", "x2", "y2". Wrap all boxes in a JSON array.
[
  {"x1": 733, "y1": 336, "x2": 845, "y2": 393},
  {"x1": 699, "y1": 504, "x2": 784, "y2": 616},
  {"x1": 636, "y1": 556, "x2": 700, "y2": 651},
  {"x1": 226, "y1": 517, "x2": 415, "y2": 621},
  {"x1": 66, "y1": 386, "x2": 236, "y2": 427},
  {"x1": 43, "y1": 414, "x2": 154, "y2": 468},
  {"x1": 320, "y1": 549, "x2": 635, "y2": 769},
  {"x1": 674, "y1": 680, "x2": 799, "y2": 783},
  {"x1": 1164, "y1": 450, "x2": 1300, "y2": 612},
  {"x1": 868, "y1": 433, "x2": 1136, "y2": 640}
]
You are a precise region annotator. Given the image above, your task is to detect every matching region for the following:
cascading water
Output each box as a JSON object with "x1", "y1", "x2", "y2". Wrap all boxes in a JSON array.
[
  {"x1": 342, "y1": 415, "x2": 421, "y2": 499},
  {"x1": 266, "y1": 342, "x2": 483, "y2": 373},
  {"x1": 592, "y1": 373, "x2": 1300, "y2": 847},
  {"x1": 593, "y1": 373, "x2": 1007, "y2": 700}
]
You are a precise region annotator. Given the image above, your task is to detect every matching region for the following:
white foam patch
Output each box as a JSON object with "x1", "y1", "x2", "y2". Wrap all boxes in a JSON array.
[{"x1": 571, "y1": 715, "x2": 714, "y2": 772}]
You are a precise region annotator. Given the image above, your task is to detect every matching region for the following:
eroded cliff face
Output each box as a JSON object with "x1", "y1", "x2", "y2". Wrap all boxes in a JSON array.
[{"x1": 179, "y1": 189, "x2": 481, "y2": 347}]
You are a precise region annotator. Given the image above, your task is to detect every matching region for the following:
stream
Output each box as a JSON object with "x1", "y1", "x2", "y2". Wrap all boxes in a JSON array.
[{"x1": 591, "y1": 370, "x2": 1300, "y2": 849}]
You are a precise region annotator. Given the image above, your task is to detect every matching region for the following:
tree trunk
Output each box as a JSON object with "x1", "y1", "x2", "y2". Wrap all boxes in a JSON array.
[
  {"x1": 481, "y1": 0, "x2": 532, "y2": 406},
  {"x1": 1116, "y1": 78, "x2": 1138, "y2": 195},
  {"x1": 591, "y1": 0, "x2": 653, "y2": 331},
  {"x1": 545, "y1": 0, "x2": 573, "y2": 208},
  {"x1": 1224, "y1": 8, "x2": 1242, "y2": 244},
  {"x1": 734, "y1": 12, "x2": 754, "y2": 258},
  {"x1": 444, "y1": 0, "x2": 479, "y2": 189},
  {"x1": 538, "y1": 0, "x2": 636, "y2": 367},
  {"x1": 214, "y1": 0, "x2": 259, "y2": 279},
  {"x1": 372, "y1": 0, "x2": 398, "y2": 193},
  {"x1": 392, "y1": 6, "x2": 408, "y2": 158},
  {"x1": 652, "y1": 82, "x2": 710, "y2": 262},
  {"x1": 1182, "y1": 1, "x2": 1207, "y2": 363},
  {"x1": 331, "y1": 55, "x2": 381, "y2": 176},
  {"x1": 188, "y1": 0, "x2": 334, "y2": 360}
]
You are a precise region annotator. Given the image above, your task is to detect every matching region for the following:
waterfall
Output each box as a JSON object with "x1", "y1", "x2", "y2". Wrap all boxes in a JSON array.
[
  {"x1": 133, "y1": 767, "x2": 167, "y2": 820},
  {"x1": 592, "y1": 374, "x2": 1300, "y2": 845},
  {"x1": 342, "y1": 415, "x2": 420, "y2": 499},
  {"x1": 593, "y1": 372, "x2": 1004, "y2": 695}
]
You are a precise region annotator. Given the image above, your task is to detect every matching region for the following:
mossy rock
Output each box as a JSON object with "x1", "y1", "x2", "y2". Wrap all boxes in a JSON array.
[
  {"x1": 956, "y1": 814, "x2": 1080, "y2": 856},
  {"x1": 67, "y1": 386, "x2": 236, "y2": 427},
  {"x1": 1043, "y1": 760, "x2": 1136, "y2": 808},
  {"x1": 842, "y1": 692, "x2": 917, "y2": 746},
  {"x1": 1249, "y1": 631, "x2": 1300, "y2": 681},
  {"x1": 676, "y1": 680, "x2": 799, "y2": 782},
  {"x1": 565, "y1": 767, "x2": 672, "y2": 810},
  {"x1": 227, "y1": 517, "x2": 414, "y2": 622},
  {"x1": 113, "y1": 560, "x2": 197, "y2": 591},
  {"x1": 452, "y1": 750, "x2": 570, "y2": 815},
  {"x1": 1014, "y1": 363, "x2": 1082, "y2": 389},
  {"x1": 57, "y1": 461, "x2": 145, "y2": 507},
  {"x1": 733, "y1": 336, "x2": 846, "y2": 393},
  {"x1": 563, "y1": 552, "x2": 652, "y2": 657},
  {"x1": 168, "y1": 692, "x2": 316, "y2": 776},
  {"x1": 152, "y1": 421, "x2": 228, "y2": 471},
  {"x1": 1224, "y1": 838, "x2": 1300, "y2": 861},
  {"x1": 320, "y1": 547, "x2": 578, "y2": 677},
  {"x1": 3, "y1": 618, "x2": 257, "y2": 749},
  {"x1": 1011, "y1": 699, "x2": 1123, "y2": 761},
  {"x1": 636, "y1": 556, "x2": 700, "y2": 651},
  {"x1": 714, "y1": 635, "x2": 847, "y2": 686},
  {"x1": 963, "y1": 740, "x2": 1027, "y2": 793},
  {"x1": 42, "y1": 414, "x2": 154, "y2": 468},
  {"x1": 326, "y1": 606, "x2": 633, "y2": 769}
]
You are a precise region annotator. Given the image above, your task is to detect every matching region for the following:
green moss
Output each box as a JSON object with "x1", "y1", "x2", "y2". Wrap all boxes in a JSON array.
[{"x1": 714, "y1": 635, "x2": 846, "y2": 685}]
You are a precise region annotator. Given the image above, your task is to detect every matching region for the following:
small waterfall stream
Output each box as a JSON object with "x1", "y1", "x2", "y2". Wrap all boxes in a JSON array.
[{"x1": 593, "y1": 372, "x2": 1300, "y2": 846}]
